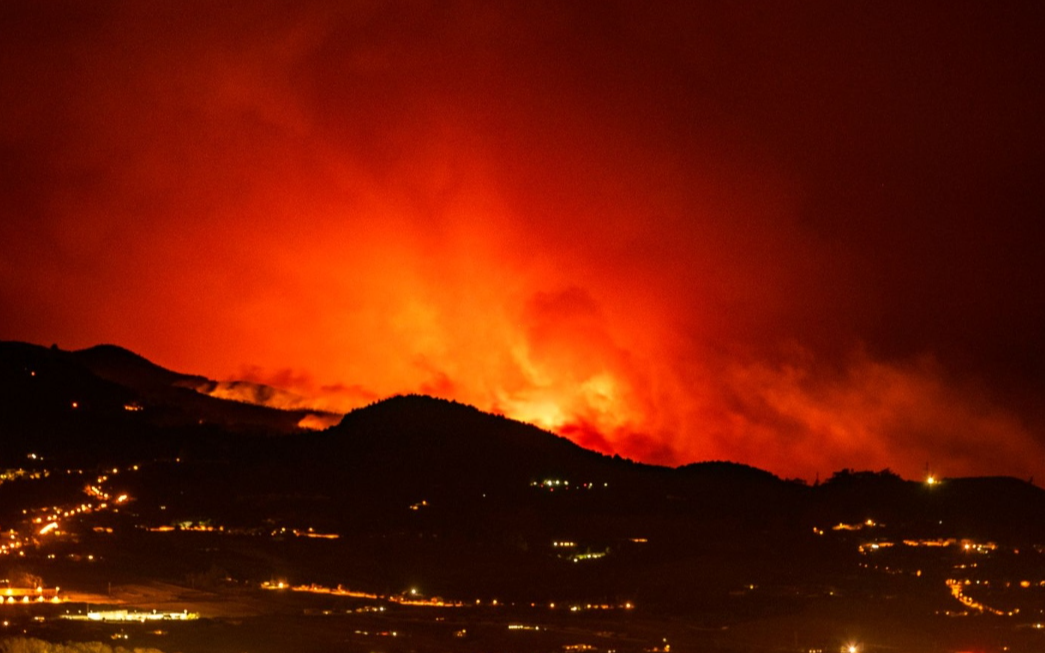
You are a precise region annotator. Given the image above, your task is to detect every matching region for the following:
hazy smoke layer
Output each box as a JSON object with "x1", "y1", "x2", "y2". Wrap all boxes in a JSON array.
[{"x1": 2, "y1": 2, "x2": 1043, "y2": 479}]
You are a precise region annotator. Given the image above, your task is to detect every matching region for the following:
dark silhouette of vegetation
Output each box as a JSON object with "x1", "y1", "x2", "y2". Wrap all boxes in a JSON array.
[{"x1": 824, "y1": 468, "x2": 903, "y2": 485}]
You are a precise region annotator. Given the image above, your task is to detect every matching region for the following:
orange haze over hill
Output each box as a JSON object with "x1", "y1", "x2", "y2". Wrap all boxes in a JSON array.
[{"x1": 2, "y1": 2, "x2": 1044, "y2": 481}]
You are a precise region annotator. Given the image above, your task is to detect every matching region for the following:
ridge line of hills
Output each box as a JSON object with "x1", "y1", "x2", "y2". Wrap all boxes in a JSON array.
[{"x1": 2, "y1": 339, "x2": 1043, "y2": 545}]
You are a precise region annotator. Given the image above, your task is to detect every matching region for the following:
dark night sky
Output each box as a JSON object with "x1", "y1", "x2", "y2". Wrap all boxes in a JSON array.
[{"x1": 2, "y1": 1, "x2": 1043, "y2": 479}]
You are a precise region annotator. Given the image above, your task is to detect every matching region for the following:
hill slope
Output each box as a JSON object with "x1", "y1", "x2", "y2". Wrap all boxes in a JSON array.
[{"x1": 0, "y1": 341, "x2": 339, "y2": 464}]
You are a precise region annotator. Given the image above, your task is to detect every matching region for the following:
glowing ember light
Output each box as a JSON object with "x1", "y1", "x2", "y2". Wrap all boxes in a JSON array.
[
  {"x1": 38, "y1": 522, "x2": 58, "y2": 535},
  {"x1": 296, "y1": 413, "x2": 341, "y2": 430}
]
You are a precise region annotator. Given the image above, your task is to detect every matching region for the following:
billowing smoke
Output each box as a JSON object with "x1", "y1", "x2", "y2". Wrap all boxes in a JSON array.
[
  {"x1": 2, "y1": 2, "x2": 1042, "y2": 480},
  {"x1": 186, "y1": 378, "x2": 318, "y2": 412}
]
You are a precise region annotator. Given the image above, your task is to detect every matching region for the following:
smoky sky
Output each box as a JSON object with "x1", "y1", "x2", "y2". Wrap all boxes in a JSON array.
[{"x1": 2, "y1": 1, "x2": 1043, "y2": 480}]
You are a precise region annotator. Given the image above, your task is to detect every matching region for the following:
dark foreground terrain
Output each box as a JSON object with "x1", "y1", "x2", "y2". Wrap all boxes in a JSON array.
[{"x1": 2, "y1": 341, "x2": 1045, "y2": 653}]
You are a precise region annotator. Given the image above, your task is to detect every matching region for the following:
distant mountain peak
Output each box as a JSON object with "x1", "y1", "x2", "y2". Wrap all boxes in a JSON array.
[
  {"x1": 346, "y1": 393, "x2": 499, "y2": 420},
  {"x1": 76, "y1": 342, "x2": 151, "y2": 359},
  {"x1": 72, "y1": 343, "x2": 194, "y2": 388},
  {"x1": 675, "y1": 460, "x2": 781, "y2": 483}
]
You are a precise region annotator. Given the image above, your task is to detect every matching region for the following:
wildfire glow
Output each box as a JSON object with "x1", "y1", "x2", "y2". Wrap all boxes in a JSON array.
[{"x1": 1, "y1": 3, "x2": 1041, "y2": 482}]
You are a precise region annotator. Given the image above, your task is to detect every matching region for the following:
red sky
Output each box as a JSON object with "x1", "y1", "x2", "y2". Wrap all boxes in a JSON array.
[{"x1": 2, "y1": 2, "x2": 1044, "y2": 481}]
